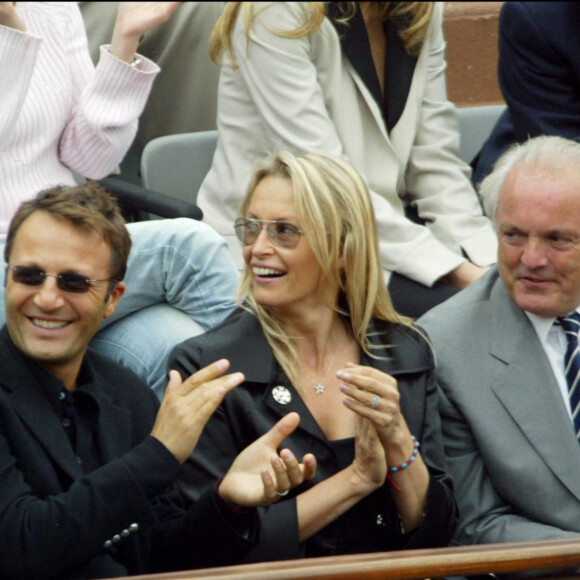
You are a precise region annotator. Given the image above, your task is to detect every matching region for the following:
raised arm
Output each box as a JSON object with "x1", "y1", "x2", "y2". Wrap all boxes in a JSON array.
[
  {"x1": 109, "y1": 2, "x2": 181, "y2": 63},
  {"x1": 57, "y1": 3, "x2": 163, "y2": 179}
]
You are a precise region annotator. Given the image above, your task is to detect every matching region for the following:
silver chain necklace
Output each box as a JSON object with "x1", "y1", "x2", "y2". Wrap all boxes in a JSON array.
[{"x1": 312, "y1": 350, "x2": 338, "y2": 395}]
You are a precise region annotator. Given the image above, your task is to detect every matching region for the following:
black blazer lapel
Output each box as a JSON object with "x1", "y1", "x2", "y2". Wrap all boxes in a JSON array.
[
  {"x1": 384, "y1": 19, "x2": 417, "y2": 132},
  {"x1": 200, "y1": 311, "x2": 329, "y2": 442},
  {"x1": 327, "y1": 5, "x2": 417, "y2": 132}
]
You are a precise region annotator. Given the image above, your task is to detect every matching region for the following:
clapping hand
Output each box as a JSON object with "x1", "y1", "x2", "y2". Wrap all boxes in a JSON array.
[
  {"x1": 339, "y1": 363, "x2": 405, "y2": 444},
  {"x1": 111, "y1": 2, "x2": 181, "y2": 63},
  {"x1": 350, "y1": 416, "x2": 387, "y2": 492},
  {"x1": 151, "y1": 362, "x2": 244, "y2": 464},
  {"x1": 218, "y1": 412, "x2": 317, "y2": 508}
]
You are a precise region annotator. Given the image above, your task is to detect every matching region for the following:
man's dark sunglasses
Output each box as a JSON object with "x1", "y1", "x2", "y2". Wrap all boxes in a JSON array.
[{"x1": 6, "y1": 265, "x2": 117, "y2": 294}]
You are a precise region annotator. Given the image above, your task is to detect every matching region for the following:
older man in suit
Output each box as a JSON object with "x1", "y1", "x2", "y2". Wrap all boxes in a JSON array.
[{"x1": 419, "y1": 135, "x2": 580, "y2": 546}]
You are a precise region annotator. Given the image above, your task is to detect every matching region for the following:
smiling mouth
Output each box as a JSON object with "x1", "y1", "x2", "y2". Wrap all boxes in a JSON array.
[
  {"x1": 30, "y1": 318, "x2": 70, "y2": 330},
  {"x1": 253, "y1": 266, "x2": 285, "y2": 278}
]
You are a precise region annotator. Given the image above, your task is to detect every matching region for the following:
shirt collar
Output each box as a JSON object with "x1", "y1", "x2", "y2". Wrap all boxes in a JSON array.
[
  {"x1": 525, "y1": 311, "x2": 556, "y2": 347},
  {"x1": 525, "y1": 309, "x2": 580, "y2": 346}
]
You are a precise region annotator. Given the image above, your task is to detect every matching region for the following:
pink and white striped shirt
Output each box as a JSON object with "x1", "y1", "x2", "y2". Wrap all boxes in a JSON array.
[{"x1": 0, "y1": 2, "x2": 160, "y2": 239}]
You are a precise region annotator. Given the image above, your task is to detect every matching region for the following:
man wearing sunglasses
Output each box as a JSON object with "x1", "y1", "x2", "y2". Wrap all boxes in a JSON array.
[{"x1": 0, "y1": 182, "x2": 316, "y2": 579}]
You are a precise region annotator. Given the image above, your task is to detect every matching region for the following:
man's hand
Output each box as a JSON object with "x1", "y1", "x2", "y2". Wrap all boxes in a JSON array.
[
  {"x1": 151, "y1": 361, "x2": 243, "y2": 463},
  {"x1": 218, "y1": 412, "x2": 317, "y2": 508}
]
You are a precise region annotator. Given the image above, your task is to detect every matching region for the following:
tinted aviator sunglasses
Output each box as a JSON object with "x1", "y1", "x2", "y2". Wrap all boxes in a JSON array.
[
  {"x1": 6, "y1": 265, "x2": 118, "y2": 294},
  {"x1": 234, "y1": 218, "x2": 304, "y2": 249}
]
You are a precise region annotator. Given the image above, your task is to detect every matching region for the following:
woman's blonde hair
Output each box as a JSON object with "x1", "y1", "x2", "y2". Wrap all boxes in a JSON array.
[
  {"x1": 237, "y1": 151, "x2": 410, "y2": 388},
  {"x1": 210, "y1": 2, "x2": 434, "y2": 67}
]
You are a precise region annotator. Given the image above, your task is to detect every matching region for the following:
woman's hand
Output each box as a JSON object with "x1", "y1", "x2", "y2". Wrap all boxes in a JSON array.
[
  {"x1": 218, "y1": 412, "x2": 317, "y2": 509},
  {"x1": 0, "y1": 2, "x2": 25, "y2": 31},
  {"x1": 339, "y1": 364, "x2": 406, "y2": 445},
  {"x1": 350, "y1": 416, "x2": 387, "y2": 491},
  {"x1": 110, "y1": 2, "x2": 181, "y2": 63},
  {"x1": 339, "y1": 364, "x2": 429, "y2": 531}
]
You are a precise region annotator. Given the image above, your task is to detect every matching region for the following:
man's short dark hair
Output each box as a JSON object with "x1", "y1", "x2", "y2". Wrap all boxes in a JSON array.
[{"x1": 5, "y1": 182, "x2": 131, "y2": 282}]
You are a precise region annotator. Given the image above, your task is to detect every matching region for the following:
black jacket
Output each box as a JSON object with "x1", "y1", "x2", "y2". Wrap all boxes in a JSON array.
[
  {"x1": 170, "y1": 308, "x2": 457, "y2": 562},
  {"x1": 0, "y1": 327, "x2": 256, "y2": 579}
]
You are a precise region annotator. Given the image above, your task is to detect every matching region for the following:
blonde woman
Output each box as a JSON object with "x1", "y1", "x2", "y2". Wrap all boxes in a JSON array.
[
  {"x1": 197, "y1": 2, "x2": 496, "y2": 318},
  {"x1": 170, "y1": 152, "x2": 456, "y2": 562}
]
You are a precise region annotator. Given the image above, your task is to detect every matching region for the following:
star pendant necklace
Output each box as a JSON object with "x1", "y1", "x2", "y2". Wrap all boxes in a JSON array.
[{"x1": 313, "y1": 350, "x2": 338, "y2": 395}]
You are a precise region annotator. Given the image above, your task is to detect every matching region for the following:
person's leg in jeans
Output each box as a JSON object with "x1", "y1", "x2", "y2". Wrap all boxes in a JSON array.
[{"x1": 90, "y1": 303, "x2": 205, "y2": 399}]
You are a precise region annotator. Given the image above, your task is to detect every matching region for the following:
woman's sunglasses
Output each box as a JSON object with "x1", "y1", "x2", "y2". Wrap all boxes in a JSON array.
[{"x1": 234, "y1": 218, "x2": 304, "y2": 249}]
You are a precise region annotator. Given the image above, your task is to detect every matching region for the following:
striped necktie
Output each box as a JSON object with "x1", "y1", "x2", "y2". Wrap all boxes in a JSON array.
[{"x1": 558, "y1": 311, "x2": 580, "y2": 440}]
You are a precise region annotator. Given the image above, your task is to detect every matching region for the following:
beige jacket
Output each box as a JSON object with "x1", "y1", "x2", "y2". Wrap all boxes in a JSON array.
[{"x1": 198, "y1": 2, "x2": 497, "y2": 283}]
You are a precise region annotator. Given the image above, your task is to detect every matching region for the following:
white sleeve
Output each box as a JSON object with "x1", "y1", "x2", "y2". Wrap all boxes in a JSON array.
[
  {"x1": 404, "y1": 3, "x2": 497, "y2": 267},
  {"x1": 0, "y1": 24, "x2": 42, "y2": 152},
  {"x1": 56, "y1": 3, "x2": 159, "y2": 179}
]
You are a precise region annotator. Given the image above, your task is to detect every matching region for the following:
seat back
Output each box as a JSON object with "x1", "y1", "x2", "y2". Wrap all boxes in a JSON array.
[
  {"x1": 456, "y1": 104, "x2": 506, "y2": 164},
  {"x1": 141, "y1": 130, "x2": 218, "y2": 205}
]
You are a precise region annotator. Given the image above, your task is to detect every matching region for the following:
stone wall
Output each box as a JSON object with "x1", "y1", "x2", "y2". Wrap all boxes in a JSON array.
[{"x1": 443, "y1": 2, "x2": 505, "y2": 107}]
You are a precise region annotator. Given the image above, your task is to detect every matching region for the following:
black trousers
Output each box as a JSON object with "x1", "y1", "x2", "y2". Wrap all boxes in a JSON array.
[{"x1": 388, "y1": 272, "x2": 459, "y2": 319}]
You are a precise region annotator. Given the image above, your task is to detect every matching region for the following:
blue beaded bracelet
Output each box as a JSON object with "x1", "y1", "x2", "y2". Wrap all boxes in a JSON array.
[{"x1": 389, "y1": 436, "x2": 420, "y2": 473}]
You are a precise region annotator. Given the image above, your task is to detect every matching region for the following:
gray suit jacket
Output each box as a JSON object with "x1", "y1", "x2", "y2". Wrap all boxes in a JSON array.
[{"x1": 419, "y1": 268, "x2": 580, "y2": 545}]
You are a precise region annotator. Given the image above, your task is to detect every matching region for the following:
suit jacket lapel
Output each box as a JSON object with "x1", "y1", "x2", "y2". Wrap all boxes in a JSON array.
[
  {"x1": 488, "y1": 282, "x2": 580, "y2": 501},
  {"x1": 199, "y1": 311, "x2": 340, "y2": 443},
  {"x1": 0, "y1": 332, "x2": 81, "y2": 481}
]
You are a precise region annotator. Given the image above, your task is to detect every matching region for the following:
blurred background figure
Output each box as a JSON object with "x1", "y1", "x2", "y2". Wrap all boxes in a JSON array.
[
  {"x1": 471, "y1": 2, "x2": 580, "y2": 186},
  {"x1": 197, "y1": 2, "x2": 497, "y2": 318},
  {"x1": 81, "y1": 1, "x2": 225, "y2": 183}
]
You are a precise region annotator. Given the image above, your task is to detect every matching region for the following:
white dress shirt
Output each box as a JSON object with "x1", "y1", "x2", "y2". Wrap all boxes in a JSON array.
[{"x1": 525, "y1": 310, "x2": 580, "y2": 421}]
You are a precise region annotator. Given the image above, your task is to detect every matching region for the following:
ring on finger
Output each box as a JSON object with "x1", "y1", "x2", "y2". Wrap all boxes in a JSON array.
[
  {"x1": 369, "y1": 393, "x2": 380, "y2": 409},
  {"x1": 275, "y1": 489, "x2": 289, "y2": 497}
]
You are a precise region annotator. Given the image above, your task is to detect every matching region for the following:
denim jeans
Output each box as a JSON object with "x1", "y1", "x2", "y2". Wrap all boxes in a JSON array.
[{"x1": 1, "y1": 218, "x2": 239, "y2": 399}]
